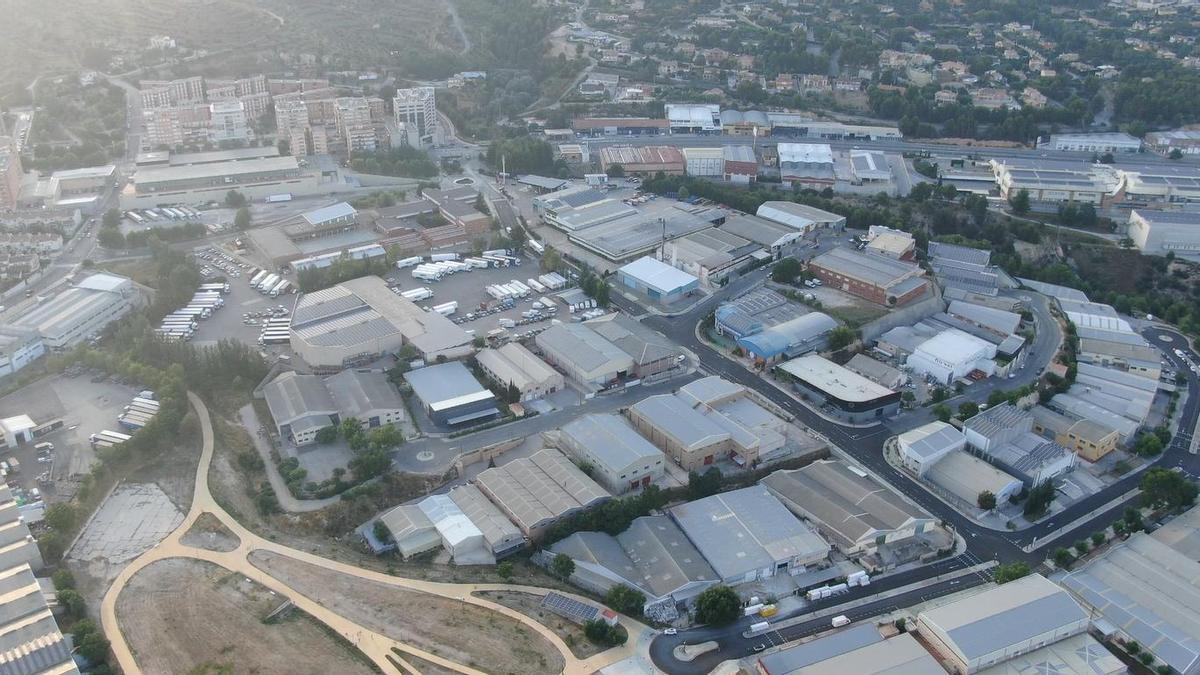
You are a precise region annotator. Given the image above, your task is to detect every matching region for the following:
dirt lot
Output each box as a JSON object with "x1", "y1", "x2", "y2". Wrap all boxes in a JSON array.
[
  {"x1": 181, "y1": 512, "x2": 241, "y2": 552},
  {"x1": 249, "y1": 550, "x2": 564, "y2": 675},
  {"x1": 391, "y1": 650, "x2": 460, "y2": 675},
  {"x1": 475, "y1": 590, "x2": 608, "y2": 659},
  {"x1": 116, "y1": 558, "x2": 377, "y2": 675}
]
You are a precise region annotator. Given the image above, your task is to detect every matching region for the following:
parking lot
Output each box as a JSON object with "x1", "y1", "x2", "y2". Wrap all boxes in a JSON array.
[
  {"x1": 187, "y1": 269, "x2": 297, "y2": 351},
  {"x1": 0, "y1": 372, "x2": 140, "y2": 500}
]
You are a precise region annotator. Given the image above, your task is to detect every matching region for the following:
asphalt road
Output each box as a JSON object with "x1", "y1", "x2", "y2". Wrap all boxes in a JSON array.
[{"x1": 634, "y1": 283, "x2": 1200, "y2": 673}]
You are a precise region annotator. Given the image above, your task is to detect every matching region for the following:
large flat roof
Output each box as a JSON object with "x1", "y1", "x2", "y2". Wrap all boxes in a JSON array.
[
  {"x1": 560, "y1": 414, "x2": 663, "y2": 473},
  {"x1": 669, "y1": 486, "x2": 829, "y2": 580},
  {"x1": 760, "y1": 630, "x2": 940, "y2": 675},
  {"x1": 618, "y1": 256, "x2": 698, "y2": 294},
  {"x1": 631, "y1": 394, "x2": 731, "y2": 450},
  {"x1": 810, "y1": 247, "x2": 921, "y2": 288},
  {"x1": 582, "y1": 313, "x2": 679, "y2": 366},
  {"x1": 475, "y1": 342, "x2": 559, "y2": 391},
  {"x1": 898, "y1": 421, "x2": 966, "y2": 460},
  {"x1": 925, "y1": 450, "x2": 1021, "y2": 503},
  {"x1": 168, "y1": 146, "x2": 280, "y2": 165},
  {"x1": 536, "y1": 323, "x2": 633, "y2": 374},
  {"x1": 262, "y1": 371, "x2": 337, "y2": 426},
  {"x1": 919, "y1": 573, "x2": 1088, "y2": 663},
  {"x1": 404, "y1": 362, "x2": 492, "y2": 411},
  {"x1": 778, "y1": 354, "x2": 896, "y2": 403},
  {"x1": 135, "y1": 155, "x2": 299, "y2": 185}
]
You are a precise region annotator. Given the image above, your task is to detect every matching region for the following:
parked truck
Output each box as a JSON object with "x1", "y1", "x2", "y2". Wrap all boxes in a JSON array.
[
  {"x1": 401, "y1": 287, "x2": 434, "y2": 301},
  {"x1": 396, "y1": 256, "x2": 423, "y2": 269}
]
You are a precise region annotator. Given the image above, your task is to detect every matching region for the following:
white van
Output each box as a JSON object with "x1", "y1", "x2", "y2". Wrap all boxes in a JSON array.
[{"x1": 831, "y1": 615, "x2": 851, "y2": 628}]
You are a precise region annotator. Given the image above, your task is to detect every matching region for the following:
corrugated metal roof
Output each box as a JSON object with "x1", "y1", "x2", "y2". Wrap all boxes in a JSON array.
[{"x1": 560, "y1": 414, "x2": 663, "y2": 474}]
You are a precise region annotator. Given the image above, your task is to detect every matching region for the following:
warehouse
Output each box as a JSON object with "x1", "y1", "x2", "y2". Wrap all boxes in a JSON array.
[
  {"x1": 1120, "y1": 165, "x2": 1200, "y2": 204},
  {"x1": 582, "y1": 312, "x2": 682, "y2": 378},
  {"x1": 898, "y1": 421, "x2": 966, "y2": 477},
  {"x1": 776, "y1": 143, "x2": 835, "y2": 187},
  {"x1": 715, "y1": 287, "x2": 809, "y2": 340},
  {"x1": 628, "y1": 393, "x2": 753, "y2": 470},
  {"x1": 677, "y1": 375, "x2": 788, "y2": 456},
  {"x1": 723, "y1": 145, "x2": 758, "y2": 184},
  {"x1": 778, "y1": 354, "x2": 901, "y2": 423},
  {"x1": 906, "y1": 328, "x2": 997, "y2": 384},
  {"x1": 548, "y1": 515, "x2": 718, "y2": 614},
  {"x1": 558, "y1": 414, "x2": 666, "y2": 494},
  {"x1": 122, "y1": 154, "x2": 319, "y2": 208},
  {"x1": 762, "y1": 460, "x2": 936, "y2": 561},
  {"x1": 843, "y1": 354, "x2": 906, "y2": 389},
  {"x1": 598, "y1": 145, "x2": 685, "y2": 175},
  {"x1": 719, "y1": 213, "x2": 803, "y2": 256},
  {"x1": 848, "y1": 149, "x2": 892, "y2": 185},
  {"x1": 263, "y1": 369, "x2": 405, "y2": 446},
  {"x1": 1047, "y1": 392, "x2": 1139, "y2": 441},
  {"x1": 1127, "y1": 209, "x2": 1200, "y2": 255},
  {"x1": 756, "y1": 201, "x2": 846, "y2": 233},
  {"x1": 535, "y1": 323, "x2": 634, "y2": 387},
  {"x1": 925, "y1": 449, "x2": 1023, "y2": 506},
  {"x1": 1030, "y1": 406, "x2": 1120, "y2": 462},
  {"x1": 404, "y1": 361, "x2": 498, "y2": 427},
  {"x1": 664, "y1": 104, "x2": 721, "y2": 133},
  {"x1": 658, "y1": 227, "x2": 761, "y2": 287},
  {"x1": 946, "y1": 300, "x2": 1021, "y2": 338},
  {"x1": 864, "y1": 230, "x2": 914, "y2": 260},
  {"x1": 736, "y1": 312, "x2": 838, "y2": 365},
  {"x1": 1061, "y1": 534, "x2": 1200, "y2": 675},
  {"x1": 290, "y1": 276, "x2": 472, "y2": 369},
  {"x1": 756, "y1": 624, "x2": 941, "y2": 675},
  {"x1": 616, "y1": 256, "x2": 700, "y2": 305},
  {"x1": 916, "y1": 574, "x2": 1090, "y2": 674},
  {"x1": 808, "y1": 247, "x2": 928, "y2": 307},
  {"x1": 474, "y1": 343, "x2": 564, "y2": 401},
  {"x1": 669, "y1": 486, "x2": 830, "y2": 586},
  {"x1": 6, "y1": 272, "x2": 138, "y2": 350},
  {"x1": 379, "y1": 493, "x2": 501, "y2": 564},
  {"x1": 448, "y1": 484, "x2": 526, "y2": 558},
  {"x1": 1146, "y1": 129, "x2": 1200, "y2": 156},
  {"x1": 516, "y1": 175, "x2": 569, "y2": 193},
  {"x1": 990, "y1": 159, "x2": 1120, "y2": 205},
  {"x1": 474, "y1": 448, "x2": 610, "y2": 540},
  {"x1": 566, "y1": 202, "x2": 720, "y2": 260},
  {"x1": 963, "y1": 404, "x2": 1077, "y2": 486},
  {"x1": 1042, "y1": 132, "x2": 1142, "y2": 153},
  {"x1": 570, "y1": 117, "x2": 669, "y2": 136},
  {"x1": 0, "y1": 328, "x2": 43, "y2": 378},
  {"x1": 929, "y1": 242, "x2": 1001, "y2": 296},
  {"x1": 682, "y1": 147, "x2": 724, "y2": 176}
]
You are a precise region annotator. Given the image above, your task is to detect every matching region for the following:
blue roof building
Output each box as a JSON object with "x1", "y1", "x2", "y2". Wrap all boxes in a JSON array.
[{"x1": 737, "y1": 312, "x2": 837, "y2": 364}]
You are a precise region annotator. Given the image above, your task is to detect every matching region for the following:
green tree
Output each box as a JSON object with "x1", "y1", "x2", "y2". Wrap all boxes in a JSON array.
[
  {"x1": 315, "y1": 426, "x2": 338, "y2": 444},
  {"x1": 1023, "y1": 480, "x2": 1056, "y2": 518},
  {"x1": 97, "y1": 225, "x2": 125, "y2": 249},
  {"x1": 605, "y1": 163, "x2": 626, "y2": 178},
  {"x1": 277, "y1": 138, "x2": 291, "y2": 156},
  {"x1": 1139, "y1": 467, "x2": 1198, "y2": 511},
  {"x1": 1168, "y1": 148, "x2": 1183, "y2": 160},
  {"x1": 694, "y1": 585, "x2": 741, "y2": 626},
  {"x1": 677, "y1": 185, "x2": 690, "y2": 200},
  {"x1": 826, "y1": 326, "x2": 856, "y2": 351},
  {"x1": 932, "y1": 404, "x2": 952, "y2": 423},
  {"x1": 1091, "y1": 531, "x2": 1106, "y2": 547},
  {"x1": 1010, "y1": 188, "x2": 1031, "y2": 215},
  {"x1": 76, "y1": 630, "x2": 111, "y2": 664},
  {"x1": 1074, "y1": 539, "x2": 1089, "y2": 555},
  {"x1": 52, "y1": 569, "x2": 76, "y2": 590},
  {"x1": 45, "y1": 503, "x2": 78, "y2": 532},
  {"x1": 1052, "y1": 547, "x2": 1074, "y2": 568},
  {"x1": 56, "y1": 588, "x2": 86, "y2": 619},
  {"x1": 1124, "y1": 507, "x2": 1144, "y2": 531},
  {"x1": 102, "y1": 208, "x2": 121, "y2": 228},
  {"x1": 687, "y1": 468, "x2": 723, "y2": 500},
  {"x1": 771, "y1": 257, "x2": 802, "y2": 283},
  {"x1": 958, "y1": 401, "x2": 980, "y2": 419},
  {"x1": 993, "y1": 561, "x2": 1031, "y2": 584},
  {"x1": 224, "y1": 189, "x2": 247, "y2": 208},
  {"x1": 605, "y1": 584, "x2": 646, "y2": 616},
  {"x1": 234, "y1": 207, "x2": 251, "y2": 230},
  {"x1": 348, "y1": 448, "x2": 391, "y2": 482},
  {"x1": 584, "y1": 619, "x2": 626, "y2": 646},
  {"x1": 551, "y1": 553, "x2": 576, "y2": 580},
  {"x1": 497, "y1": 561, "x2": 514, "y2": 581},
  {"x1": 977, "y1": 490, "x2": 997, "y2": 510}
]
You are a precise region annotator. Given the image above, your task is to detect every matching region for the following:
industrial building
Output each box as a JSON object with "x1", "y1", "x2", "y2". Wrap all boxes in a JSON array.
[
  {"x1": 657, "y1": 228, "x2": 762, "y2": 287},
  {"x1": 723, "y1": 145, "x2": 758, "y2": 183},
  {"x1": 762, "y1": 460, "x2": 937, "y2": 565},
  {"x1": 598, "y1": 146, "x2": 685, "y2": 175},
  {"x1": 1146, "y1": 129, "x2": 1200, "y2": 156},
  {"x1": 664, "y1": 104, "x2": 722, "y2": 133},
  {"x1": 569, "y1": 202, "x2": 723, "y2": 262},
  {"x1": 715, "y1": 287, "x2": 810, "y2": 340},
  {"x1": 1077, "y1": 337, "x2": 1161, "y2": 379},
  {"x1": 474, "y1": 448, "x2": 610, "y2": 540},
  {"x1": 1030, "y1": 406, "x2": 1120, "y2": 462},
  {"x1": 548, "y1": 515, "x2": 718, "y2": 615},
  {"x1": 963, "y1": 404, "x2": 1077, "y2": 486},
  {"x1": 719, "y1": 213, "x2": 804, "y2": 256},
  {"x1": 864, "y1": 230, "x2": 915, "y2": 260},
  {"x1": 843, "y1": 354, "x2": 906, "y2": 390},
  {"x1": 404, "y1": 361, "x2": 498, "y2": 427},
  {"x1": 755, "y1": 624, "x2": 942, "y2": 675},
  {"x1": 989, "y1": 159, "x2": 1121, "y2": 205},
  {"x1": 122, "y1": 153, "x2": 319, "y2": 208},
  {"x1": 474, "y1": 343, "x2": 564, "y2": 401},
  {"x1": 848, "y1": 150, "x2": 893, "y2": 188},
  {"x1": 1061, "y1": 533, "x2": 1200, "y2": 675},
  {"x1": 289, "y1": 276, "x2": 472, "y2": 369},
  {"x1": 1041, "y1": 132, "x2": 1142, "y2": 153},
  {"x1": 776, "y1": 143, "x2": 835, "y2": 187},
  {"x1": 682, "y1": 147, "x2": 724, "y2": 177},
  {"x1": 906, "y1": 328, "x2": 997, "y2": 385},
  {"x1": 5, "y1": 272, "x2": 138, "y2": 350},
  {"x1": 925, "y1": 448, "x2": 1024, "y2": 506},
  {"x1": 898, "y1": 421, "x2": 967, "y2": 477},
  {"x1": 615, "y1": 256, "x2": 699, "y2": 305},
  {"x1": 778, "y1": 354, "x2": 901, "y2": 423},
  {"x1": 582, "y1": 312, "x2": 682, "y2": 379},
  {"x1": 262, "y1": 369, "x2": 405, "y2": 446},
  {"x1": 0, "y1": 327, "x2": 45, "y2": 378},
  {"x1": 736, "y1": 312, "x2": 838, "y2": 365},
  {"x1": 535, "y1": 323, "x2": 634, "y2": 387},
  {"x1": 807, "y1": 248, "x2": 928, "y2": 307},
  {"x1": 628, "y1": 376, "x2": 787, "y2": 470},
  {"x1": 916, "y1": 574, "x2": 1091, "y2": 674},
  {"x1": 1127, "y1": 209, "x2": 1200, "y2": 255},
  {"x1": 570, "y1": 117, "x2": 669, "y2": 136},
  {"x1": 928, "y1": 242, "x2": 1002, "y2": 296},
  {"x1": 1117, "y1": 165, "x2": 1200, "y2": 205},
  {"x1": 558, "y1": 414, "x2": 666, "y2": 494},
  {"x1": 378, "y1": 485, "x2": 524, "y2": 564},
  {"x1": 756, "y1": 202, "x2": 846, "y2": 234},
  {"x1": 0, "y1": 485, "x2": 76, "y2": 675},
  {"x1": 669, "y1": 486, "x2": 830, "y2": 586}
]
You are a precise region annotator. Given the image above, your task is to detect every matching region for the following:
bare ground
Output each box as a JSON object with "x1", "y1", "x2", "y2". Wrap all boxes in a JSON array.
[
  {"x1": 475, "y1": 590, "x2": 608, "y2": 659},
  {"x1": 115, "y1": 558, "x2": 378, "y2": 675},
  {"x1": 180, "y1": 512, "x2": 241, "y2": 552},
  {"x1": 248, "y1": 550, "x2": 565, "y2": 675},
  {"x1": 390, "y1": 649, "x2": 460, "y2": 675}
]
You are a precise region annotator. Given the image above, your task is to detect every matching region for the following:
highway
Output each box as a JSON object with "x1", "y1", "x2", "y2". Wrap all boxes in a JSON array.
[{"x1": 622, "y1": 278, "x2": 1200, "y2": 672}]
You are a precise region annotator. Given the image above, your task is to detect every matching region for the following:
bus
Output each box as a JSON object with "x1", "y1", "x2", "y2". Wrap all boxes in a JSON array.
[
  {"x1": 198, "y1": 283, "x2": 229, "y2": 294},
  {"x1": 126, "y1": 211, "x2": 145, "y2": 225},
  {"x1": 143, "y1": 209, "x2": 162, "y2": 220},
  {"x1": 130, "y1": 396, "x2": 160, "y2": 409}
]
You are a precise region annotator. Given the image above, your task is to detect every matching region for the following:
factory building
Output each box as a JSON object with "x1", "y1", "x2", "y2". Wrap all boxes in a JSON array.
[
  {"x1": 963, "y1": 404, "x2": 1077, "y2": 486},
  {"x1": 776, "y1": 143, "x2": 835, "y2": 188},
  {"x1": 570, "y1": 117, "x2": 669, "y2": 137},
  {"x1": 582, "y1": 312, "x2": 683, "y2": 379},
  {"x1": 843, "y1": 354, "x2": 906, "y2": 390},
  {"x1": 122, "y1": 152, "x2": 318, "y2": 208},
  {"x1": 5, "y1": 273, "x2": 138, "y2": 350},
  {"x1": 664, "y1": 104, "x2": 721, "y2": 134},
  {"x1": 474, "y1": 343, "x2": 564, "y2": 401},
  {"x1": 474, "y1": 448, "x2": 610, "y2": 540},
  {"x1": 718, "y1": 214, "x2": 804, "y2": 257},
  {"x1": 1030, "y1": 406, "x2": 1120, "y2": 462},
  {"x1": 755, "y1": 202, "x2": 846, "y2": 233},
  {"x1": 615, "y1": 256, "x2": 700, "y2": 305},
  {"x1": 735, "y1": 312, "x2": 838, "y2": 365},
  {"x1": 558, "y1": 414, "x2": 666, "y2": 494},
  {"x1": 906, "y1": 328, "x2": 997, "y2": 385},
  {"x1": 756, "y1": 624, "x2": 941, "y2": 675},
  {"x1": 535, "y1": 323, "x2": 634, "y2": 387},
  {"x1": 807, "y1": 248, "x2": 928, "y2": 307},
  {"x1": 897, "y1": 421, "x2": 966, "y2": 477},
  {"x1": 990, "y1": 159, "x2": 1121, "y2": 205},
  {"x1": 657, "y1": 228, "x2": 762, "y2": 288},
  {"x1": 778, "y1": 354, "x2": 901, "y2": 423},
  {"x1": 928, "y1": 242, "x2": 1002, "y2": 296},
  {"x1": 404, "y1": 362, "x2": 499, "y2": 427},
  {"x1": 723, "y1": 145, "x2": 758, "y2": 184},
  {"x1": 1146, "y1": 129, "x2": 1200, "y2": 156},
  {"x1": 0, "y1": 328, "x2": 44, "y2": 378},
  {"x1": 1041, "y1": 132, "x2": 1142, "y2": 153},
  {"x1": 262, "y1": 369, "x2": 405, "y2": 446},
  {"x1": 598, "y1": 146, "x2": 685, "y2": 175},
  {"x1": 1127, "y1": 209, "x2": 1200, "y2": 255},
  {"x1": 682, "y1": 147, "x2": 724, "y2": 177}
]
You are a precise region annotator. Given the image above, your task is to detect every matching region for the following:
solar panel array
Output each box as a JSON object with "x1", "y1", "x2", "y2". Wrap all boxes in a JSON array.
[{"x1": 540, "y1": 592, "x2": 600, "y2": 625}]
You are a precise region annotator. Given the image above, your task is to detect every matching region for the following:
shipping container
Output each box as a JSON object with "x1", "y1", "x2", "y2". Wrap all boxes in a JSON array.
[{"x1": 396, "y1": 256, "x2": 423, "y2": 269}]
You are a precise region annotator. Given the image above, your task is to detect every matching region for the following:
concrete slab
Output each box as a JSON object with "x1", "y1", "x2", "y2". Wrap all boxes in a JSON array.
[{"x1": 69, "y1": 483, "x2": 184, "y2": 565}]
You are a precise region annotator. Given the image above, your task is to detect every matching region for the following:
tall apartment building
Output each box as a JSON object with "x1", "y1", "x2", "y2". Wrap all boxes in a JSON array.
[
  {"x1": 0, "y1": 141, "x2": 21, "y2": 211},
  {"x1": 335, "y1": 97, "x2": 378, "y2": 156},
  {"x1": 208, "y1": 100, "x2": 250, "y2": 143},
  {"x1": 206, "y1": 74, "x2": 268, "y2": 98},
  {"x1": 393, "y1": 87, "x2": 439, "y2": 146},
  {"x1": 142, "y1": 104, "x2": 211, "y2": 148},
  {"x1": 139, "y1": 76, "x2": 206, "y2": 108}
]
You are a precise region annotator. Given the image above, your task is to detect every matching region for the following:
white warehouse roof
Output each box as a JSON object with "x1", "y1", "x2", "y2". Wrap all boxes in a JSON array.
[{"x1": 619, "y1": 256, "x2": 699, "y2": 294}]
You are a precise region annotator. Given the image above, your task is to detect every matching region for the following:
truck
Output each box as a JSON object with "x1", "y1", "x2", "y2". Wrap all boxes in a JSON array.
[
  {"x1": 6, "y1": 458, "x2": 18, "y2": 473},
  {"x1": 527, "y1": 239, "x2": 545, "y2": 255},
  {"x1": 482, "y1": 249, "x2": 510, "y2": 257},
  {"x1": 429, "y1": 252, "x2": 459, "y2": 262},
  {"x1": 395, "y1": 256, "x2": 423, "y2": 269},
  {"x1": 412, "y1": 269, "x2": 441, "y2": 282},
  {"x1": 831, "y1": 615, "x2": 850, "y2": 628},
  {"x1": 250, "y1": 271, "x2": 268, "y2": 287},
  {"x1": 498, "y1": 318, "x2": 516, "y2": 328},
  {"x1": 198, "y1": 283, "x2": 230, "y2": 294},
  {"x1": 258, "y1": 274, "x2": 280, "y2": 292},
  {"x1": 465, "y1": 257, "x2": 490, "y2": 269},
  {"x1": 401, "y1": 287, "x2": 434, "y2": 301},
  {"x1": 91, "y1": 430, "x2": 132, "y2": 445},
  {"x1": 749, "y1": 621, "x2": 770, "y2": 635},
  {"x1": 431, "y1": 301, "x2": 458, "y2": 316},
  {"x1": 526, "y1": 278, "x2": 547, "y2": 293}
]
